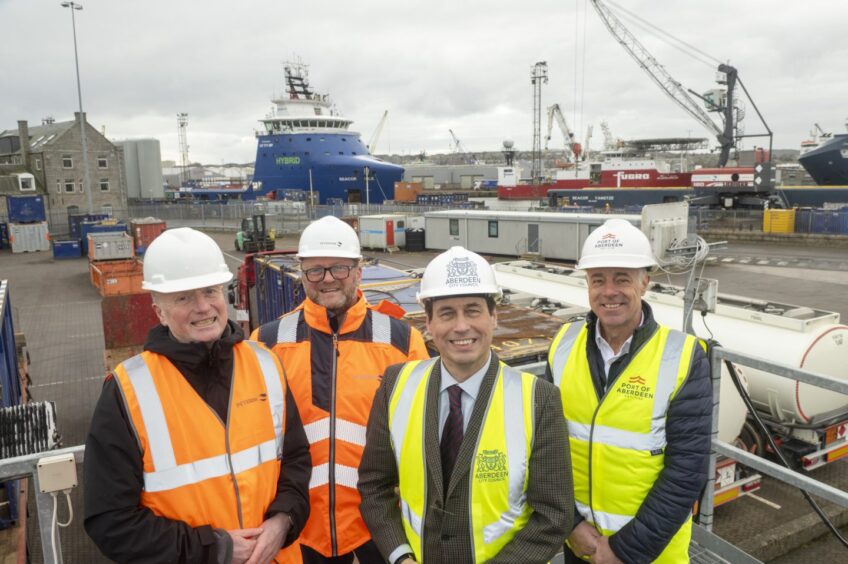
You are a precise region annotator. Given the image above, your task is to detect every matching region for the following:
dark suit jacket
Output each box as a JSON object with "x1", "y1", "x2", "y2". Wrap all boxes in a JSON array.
[{"x1": 359, "y1": 354, "x2": 573, "y2": 563}]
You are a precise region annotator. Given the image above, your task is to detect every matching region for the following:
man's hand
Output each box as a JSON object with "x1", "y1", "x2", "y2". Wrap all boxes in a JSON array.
[
  {"x1": 589, "y1": 536, "x2": 623, "y2": 564},
  {"x1": 228, "y1": 527, "x2": 262, "y2": 564},
  {"x1": 567, "y1": 521, "x2": 602, "y2": 560},
  {"x1": 245, "y1": 513, "x2": 292, "y2": 564}
]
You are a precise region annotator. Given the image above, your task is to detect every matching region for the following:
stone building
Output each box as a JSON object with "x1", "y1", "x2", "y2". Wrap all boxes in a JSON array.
[{"x1": 0, "y1": 113, "x2": 127, "y2": 222}]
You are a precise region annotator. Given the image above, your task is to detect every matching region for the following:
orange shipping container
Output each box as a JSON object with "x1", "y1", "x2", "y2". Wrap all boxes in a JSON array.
[
  {"x1": 393, "y1": 181, "x2": 424, "y2": 203},
  {"x1": 130, "y1": 218, "x2": 167, "y2": 253},
  {"x1": 89, "y1": 258, "x2": 145, "y2": 297}
]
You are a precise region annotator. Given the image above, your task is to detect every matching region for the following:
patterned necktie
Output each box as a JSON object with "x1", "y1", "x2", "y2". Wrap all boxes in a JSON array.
[{"x1": 440, "y1": 385, "x2": 464, "y2": 487}]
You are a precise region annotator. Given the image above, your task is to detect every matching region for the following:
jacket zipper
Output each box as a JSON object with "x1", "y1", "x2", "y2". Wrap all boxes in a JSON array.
[{"x1": 329, "y1": 331, "x2": 339, "y2": 555}]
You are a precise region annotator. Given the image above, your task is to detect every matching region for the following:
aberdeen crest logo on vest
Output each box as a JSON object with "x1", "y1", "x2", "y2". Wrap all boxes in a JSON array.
[
  {"x1": 474, "y1": 449, "x2": 508, "y2": 482},
  {"x1": 445, "y1": 257, "x2": 481, "y2": 289},
  {"x1": 616, "y1": 375, "x2": 654, "y2": 400}
]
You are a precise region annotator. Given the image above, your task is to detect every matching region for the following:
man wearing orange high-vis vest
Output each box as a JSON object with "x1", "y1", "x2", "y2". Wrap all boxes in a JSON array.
[
  {"x1": 84, "y1": 228, "x2": 311, "y2": 563},
  {"x1": 546, "y1": 219, "x2": 712, "y2": 564},
  {"x1": 252, "y1": 216, "x2": 429, "y2": 564}
]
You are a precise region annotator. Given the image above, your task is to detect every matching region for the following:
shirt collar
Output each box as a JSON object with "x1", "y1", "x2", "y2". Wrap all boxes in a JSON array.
[
  {"x1": 595, "y1": 311, "x2": 644, "y2": 356},
  {"x1": 439, "y1": 352, "x2": 492, "y2": 401}
]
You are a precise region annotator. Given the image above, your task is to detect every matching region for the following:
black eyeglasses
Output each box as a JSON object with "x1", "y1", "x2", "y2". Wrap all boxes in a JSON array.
[{"x1": 303, "y1": 264, "x2": 355, "y2": 283}]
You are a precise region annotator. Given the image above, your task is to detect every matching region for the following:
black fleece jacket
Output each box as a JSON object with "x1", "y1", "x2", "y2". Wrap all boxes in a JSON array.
[
  {"x1": 546, "y1": 303, "x2": 712, "y2": 564},
  {"x1": 84, "y1": 321, "x2": 311, "y2": 563}
]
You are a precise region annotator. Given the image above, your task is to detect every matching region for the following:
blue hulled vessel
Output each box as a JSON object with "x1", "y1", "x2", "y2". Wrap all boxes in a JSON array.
[
  {"x1": 798, "y1": 120, "x2": 848, "y2": 186},
  {"x1": 251, "y1": 63, "x2": 403, "y2": 203}
]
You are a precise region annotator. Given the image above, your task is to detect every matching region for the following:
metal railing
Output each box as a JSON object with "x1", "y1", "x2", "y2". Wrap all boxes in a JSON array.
[{"x1": 0, "y1": 445, "x2": 84, "y2": 564}]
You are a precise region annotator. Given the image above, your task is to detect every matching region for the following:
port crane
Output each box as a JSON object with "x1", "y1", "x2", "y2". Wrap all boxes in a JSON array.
[
  {"x1": 544, "y1": 103, "x2": 581, "y2": 162},
  {"x1": 449, "y1": 129, "x2": 477, "y2": 164},
  {"x1": 367, "y1": 110, "x2": 388, "y2": 154},
  {"x1": 589, "y1": 0, "x2": 774, "y2": 204}
]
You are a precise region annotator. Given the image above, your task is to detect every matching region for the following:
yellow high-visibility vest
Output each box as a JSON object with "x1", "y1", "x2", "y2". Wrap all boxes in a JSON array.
[
  {"x1": 549, "y1": 321, "x2": 697, "y2": 563},
  {"x1": 388, "y1": 359, "x2": 536, "y2": 562}
]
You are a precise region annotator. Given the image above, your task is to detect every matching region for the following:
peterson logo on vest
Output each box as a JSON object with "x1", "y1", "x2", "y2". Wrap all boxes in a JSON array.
[
  {"x1": 236, "y1": 392, "x2": 268, "y2": 407},
  {"x1": 474, "y1": 449, "x2": 508, "y2": 482},
  {"x1": 616, "y1": 376, "x2": 654, "y2": 400}
]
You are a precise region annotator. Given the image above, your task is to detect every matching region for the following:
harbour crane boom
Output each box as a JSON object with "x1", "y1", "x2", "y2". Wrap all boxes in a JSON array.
[
  {"x1": 544, "y1": 103, "x2": 578, "y2": 162},
  {"x1": 589, "y1": 0, "x2": 736, "y2": 166},
  {"x1": 367, "y1": 110, "x2": 389, "y2": 154},
  {"x1": 449, "y1": 129, "x2": 476, "y2": 164}
]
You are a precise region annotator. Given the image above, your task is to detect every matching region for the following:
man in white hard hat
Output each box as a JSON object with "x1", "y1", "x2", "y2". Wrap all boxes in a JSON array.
[
  {"x1": 546, "y1": 219, "x2": 711, "y2": 564},
  {"x1": 252, "y1": 215, "x2": 429, "y2": 564},
  {"x1": 359, "y1": 246, "x2": 573, "y2": 564},
  {"x1": 85, "y1": 227, "x2": 311, "y2": 564}
]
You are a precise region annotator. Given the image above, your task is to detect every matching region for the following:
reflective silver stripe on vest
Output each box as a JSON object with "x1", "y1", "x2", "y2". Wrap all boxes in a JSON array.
[
  {"x1": 551, "y1": 322, "x2": 585, "y2": 388},
  {"x1": 575, "y1": 501, "x2": 632, "y2": 532},
  {"x1": 371, "y1": 310, "x2": 391, "y2": 344},
  {"x1": 276, "y1": 311, "x2": 300, "y2": 343},
  {"x1": 568, "y1": 421, "x2": 665, "y2": 452},
  {"x1": 303, "y1": 417, "x2": 367, "y2": 447},
  {"x1": 123, "y1": 355, "x2": 176, "y2": 471},
  {"x1": 125, "y1": 346, "x2": 285, "y2": 493},
  {"x1": 481, "y1": 365, "x2": 533, "y2": 545},
  {"x1": 309, "y1": 462, "x2": 360, "y2": 489},
  {"x1": 651, "y1": 330, "x2": 687, "y2": 445},
  {"x1": 401, "y1": 499, "x2": 423, "y2": 539},
  {"x1": 245, "y1": 341, "x2": 286, "y2": 457},
  {"x1": 389, "y1": 359, "x2": 438, "y2": 469}
]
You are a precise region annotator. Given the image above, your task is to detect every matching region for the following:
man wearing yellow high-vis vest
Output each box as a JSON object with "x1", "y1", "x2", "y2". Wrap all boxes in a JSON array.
[
  {"x1": 546, "y1": 219, "x2": 712, "y2": 564},
  {"x1": 84, "y1": 228, "x2": 311, "y2": 563},
  {"x1": 359, "y1": 246, "x2": 573, "y2": 564}
]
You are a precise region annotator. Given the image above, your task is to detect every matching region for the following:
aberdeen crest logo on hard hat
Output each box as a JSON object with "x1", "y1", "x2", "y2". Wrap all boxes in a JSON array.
[{"x1": 445, "y1": 257, "x2": 481, "y2": 288}]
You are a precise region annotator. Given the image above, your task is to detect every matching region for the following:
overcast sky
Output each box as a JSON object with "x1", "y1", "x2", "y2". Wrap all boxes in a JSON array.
[{"x1": 2, "y1": 0, "x2": 847, "y2": 164}]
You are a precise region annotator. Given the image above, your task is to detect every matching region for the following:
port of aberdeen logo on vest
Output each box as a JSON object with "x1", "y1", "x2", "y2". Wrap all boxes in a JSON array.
[{"x1": 616, "y1": 375, "x2": 655, "y2": 400}]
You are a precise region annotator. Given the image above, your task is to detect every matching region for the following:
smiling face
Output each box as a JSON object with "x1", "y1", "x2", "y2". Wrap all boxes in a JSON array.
[
  {"x1": 152, "y1": 285, "x2": 228, "y2": 344},
  {"x1": 425, "y1": 296, "x2": 497, "y2": 382},
  {"x1": 586, "y1": 267, "x2": 649, "y2": 346},
  {"x1": 300, "y1": 257, "x2": 362, "y2": 314}
]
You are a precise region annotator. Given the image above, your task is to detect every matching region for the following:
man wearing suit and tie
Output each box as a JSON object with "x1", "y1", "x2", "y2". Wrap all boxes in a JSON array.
[{"x1": 359, "y1": 246, "x2": 573, "y2": 563}]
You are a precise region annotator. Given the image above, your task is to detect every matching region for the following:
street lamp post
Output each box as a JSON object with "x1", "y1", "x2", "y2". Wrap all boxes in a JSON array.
[{"x1": 61, "y1": 1, "x2": 93, "y2": 214}]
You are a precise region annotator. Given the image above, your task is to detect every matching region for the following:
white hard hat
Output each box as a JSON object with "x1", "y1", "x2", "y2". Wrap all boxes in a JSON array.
[
  {"x1": 417, "y1": 246, "x2": 502, "y2": 303},
  {"x1": 576, "y1": 219, "x2": 657, "y2": 270},
  {"x1": 142, "y1": 228, "x2": 233, "y2": 293},
  {"x1": 297, "y1": 216, "x2": 361, "y2": 260}
]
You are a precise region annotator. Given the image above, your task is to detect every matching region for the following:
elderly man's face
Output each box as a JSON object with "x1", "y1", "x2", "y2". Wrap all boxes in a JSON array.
[
  {"x1": 153, "y1": 285, "x2": 228, "y2": 344},
  {"x1": 586, "y1": 268, "x2": 649, "y2": 336}
]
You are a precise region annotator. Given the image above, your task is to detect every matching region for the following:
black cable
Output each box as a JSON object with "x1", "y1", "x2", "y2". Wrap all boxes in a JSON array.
[{"x1": 711, "y1": 339, "x2": 848, "y2": 549}]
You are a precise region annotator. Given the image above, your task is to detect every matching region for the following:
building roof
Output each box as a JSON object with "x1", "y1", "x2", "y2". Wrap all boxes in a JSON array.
[{"x1": 0, "y1": 119, "x2": 77, "y2": 152}]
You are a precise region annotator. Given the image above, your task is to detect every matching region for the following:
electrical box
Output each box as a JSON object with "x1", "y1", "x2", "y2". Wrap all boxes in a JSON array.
[
  {"x1": 694, "y1": 278, "x2": 718, "y2": 313},
  {"x1": 36, "y1": 453, "x2": 78, "y2": 493}
]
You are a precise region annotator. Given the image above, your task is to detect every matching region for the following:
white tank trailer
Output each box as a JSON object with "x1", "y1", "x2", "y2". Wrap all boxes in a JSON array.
[{"x1": 493, "y1": 261, "x2": 848, "y2": 444}]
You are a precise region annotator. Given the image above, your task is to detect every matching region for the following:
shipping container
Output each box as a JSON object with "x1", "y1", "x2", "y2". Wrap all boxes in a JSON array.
[
  {"x1": 88, "y1": 232, "x2": 135, "y2": 261},
  {"x1": 393, "y1": 181, "x2": 424, "y2": 203},
  {"x1": 89, "y1": 258, "x2": 144, "y2": 297},
  {"x1": 52, "y1": 239, "x2": 82, "y2": 260},
  {"x1": 81, "y1": 221, "x2": 128, "y2": 254},
  {"x1": 0, "y1": 281, "x2": 22, "y2": 407},
  {"x1": 101, "y1": 293, "x2": 158, "y2": 348},
  {"x1": 5, "y1": 194, "x2": 46, "y2": 223},
  {"x1": 69, "y1": 213, "x2": 110, "y2": 239},
  {"x1": 810, "y1": 210, "x2": 843, "y2": 234},
  {"x1": 359, "y1": 214, "x2": 407, "y2": 250},
  {"x1": 129, "y1": 218, "x2": 167, "y2": 254},
  {"x1": 9, "y1": 222, "x2": 50, "y2": 253},
  {"x1": 405, "y1": 228, "x2": 425, "y2": 251}
]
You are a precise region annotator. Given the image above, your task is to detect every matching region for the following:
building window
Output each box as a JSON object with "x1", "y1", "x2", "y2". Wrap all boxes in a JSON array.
[
  {"x1": 449, "y1": 219, "x2": 459, "y2": 236},
  {"x1": 62, "y1": 155, "x2": 73, "y2": 168},
  {"x1": 99, "y1": 179, "x2": 110, "y2": 192},
  {"x1": 98, "y1": 156, "x2": 108, "y2": 168},
  {"x1": 35, "y1": 158, "x2": 42, "y2": 170},
  {"x1": 102, "y1": 205, "x2": 113, "y2": 215},
  {"x1": 488, "y1": 220, "x2": 499, "y2": 238},
  {"x1": 64, "y1": 180, "x2": 75, "y2": 193},
  {"x1": 56, "y1": 180, "x2": 62, "y2": 193},
  {"x1": 78, "y1": 181, "x2": 85, "y2": 193},
  {"x1": 19, "y1": 176, "x2": 34, "y2": 191}
]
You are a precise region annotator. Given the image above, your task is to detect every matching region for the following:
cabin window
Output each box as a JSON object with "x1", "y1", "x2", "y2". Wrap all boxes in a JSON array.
[
  {"x1": 449, "y1": 219, "x2": 459, "y2": 236},
  {"x1": 488, "y1": 220, "x2": 499, "y2": 238}
]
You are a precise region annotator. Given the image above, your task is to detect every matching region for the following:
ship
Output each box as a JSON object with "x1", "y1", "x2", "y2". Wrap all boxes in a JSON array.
[
  {"x1": 798, "y1": 120, "x2": 848, "y2": 186},
  {"x1": 250, "y1": 62, "x2": 403, "y2": 204}
]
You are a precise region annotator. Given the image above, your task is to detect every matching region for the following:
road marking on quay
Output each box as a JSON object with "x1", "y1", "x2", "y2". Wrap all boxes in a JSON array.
[
  {"x1": 29, "y1": 374, "x2": 106, "y2": 388},
  {"x1": 746, "y1": 493, "x2": 782, "y2": 510}
]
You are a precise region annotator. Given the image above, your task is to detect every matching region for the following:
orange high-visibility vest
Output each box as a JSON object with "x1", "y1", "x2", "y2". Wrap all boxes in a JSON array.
[
  {"x1": 253, "y1": 293, "x2": 429, "y2": 557},
  {"x1": 113, "y1": 340, "x2": 287, "y2": 558}
]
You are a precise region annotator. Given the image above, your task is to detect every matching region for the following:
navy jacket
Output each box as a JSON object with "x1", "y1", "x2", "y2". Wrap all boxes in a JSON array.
[{"x1": 546, "y1": 302, "x2": 712, "y2": 563}]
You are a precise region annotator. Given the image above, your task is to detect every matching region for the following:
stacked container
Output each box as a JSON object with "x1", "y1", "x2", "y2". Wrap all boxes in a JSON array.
[
  {"x1": 762, "y1": 209, "x2": 796, "y2": 233},
  {"x1": 80, "y1": 220, "x2": 127, "y2": 255},
  {"x1": 129, "y1": 217, "x2": 166, "y2": 255},
  {"x1": 5, "y1": 195, "x2": 50, "y2": 254},
  {"x1": 87, "y1": 226, "x2": 142, "y2": 297}
]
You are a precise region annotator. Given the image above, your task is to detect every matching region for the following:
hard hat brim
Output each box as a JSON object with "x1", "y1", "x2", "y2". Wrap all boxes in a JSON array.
[
  {"x1": 142, "y1": 270, "x2": 234, "y2": 294},
  {"x1": 576, "y1": 255, "x2": 657, "y2": 270}
]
